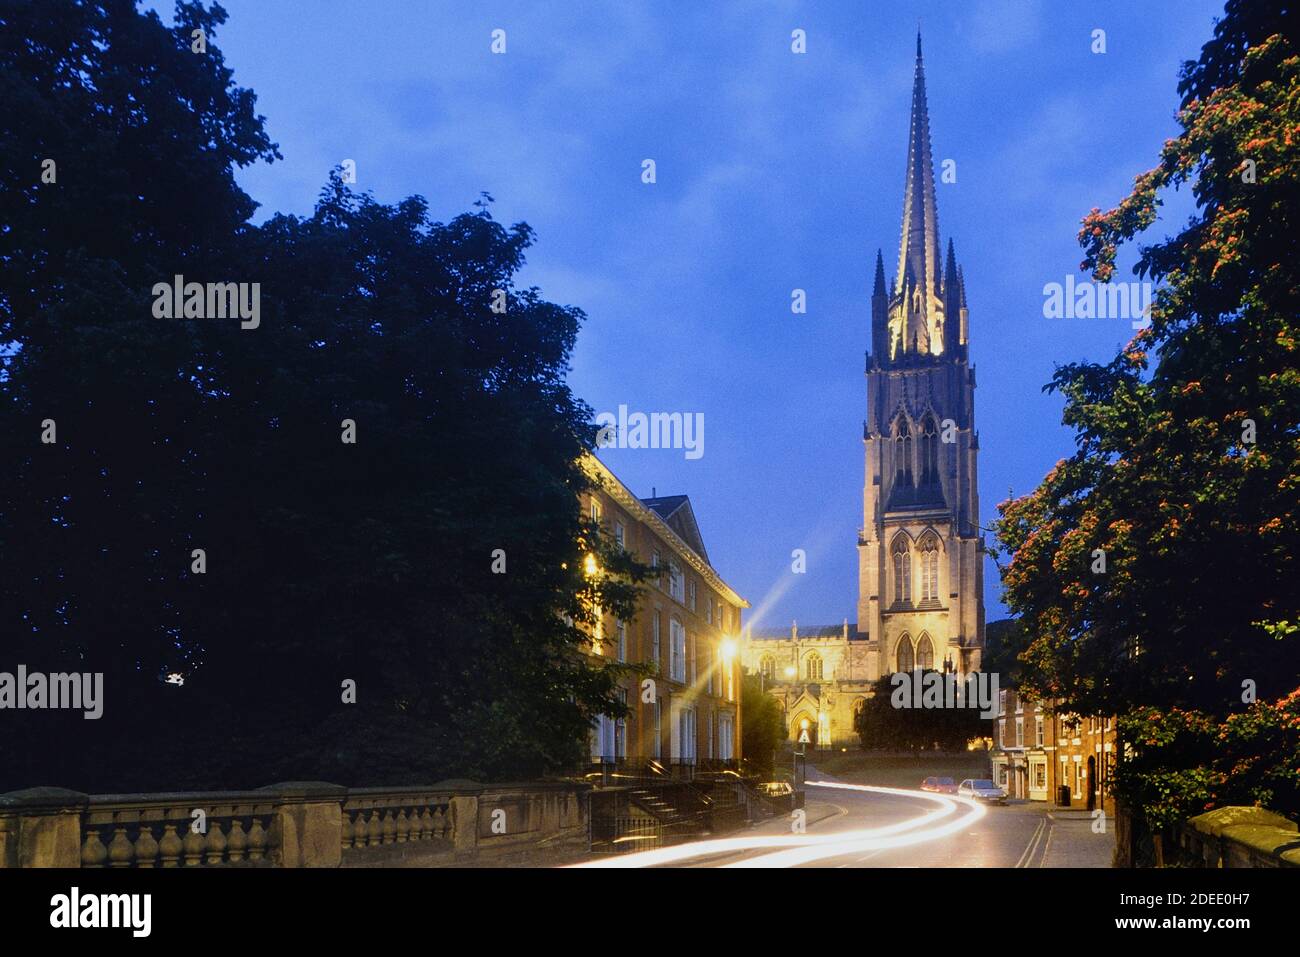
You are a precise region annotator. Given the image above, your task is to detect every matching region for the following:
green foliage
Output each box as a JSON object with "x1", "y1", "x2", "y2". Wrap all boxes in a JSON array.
[
  {"x1": 740, "y1": 671, "x2": 786, "y2": 775},
  {"x1": 853, "y1": 673, "x2": 989, "y2": 752},
  {"x1": 0, "y1": 1, "x2": 648, "y2": 790}
]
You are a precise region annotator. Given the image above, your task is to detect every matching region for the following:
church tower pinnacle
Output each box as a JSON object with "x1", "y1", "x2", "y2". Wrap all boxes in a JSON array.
[
  {"x1": 872, "y1": 30, "x2": 970, "y2": 365},
  {"x1": 858, "y1": 34, "x2": 984, "y2": 684}
]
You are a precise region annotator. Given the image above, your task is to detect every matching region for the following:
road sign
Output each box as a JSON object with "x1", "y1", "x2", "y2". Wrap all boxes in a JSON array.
[{"x1": 797, "y1": 728, "x2": 811, "y2": 744}]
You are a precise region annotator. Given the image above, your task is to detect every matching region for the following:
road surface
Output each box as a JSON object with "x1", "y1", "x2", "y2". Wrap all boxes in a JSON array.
[{"x1": 573, "y1": 770, "x2": 1113, "y2": 868}]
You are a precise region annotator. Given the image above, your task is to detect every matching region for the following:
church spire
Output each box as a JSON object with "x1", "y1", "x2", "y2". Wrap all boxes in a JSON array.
[
  {"x1": 873, "y1": 249, "x2": 886, "y2": 297},
  {"x1": 895, "y1": 29, "x2": 942, "y2": 302}
]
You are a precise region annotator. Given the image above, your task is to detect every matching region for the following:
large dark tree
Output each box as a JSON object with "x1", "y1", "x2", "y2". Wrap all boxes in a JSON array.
[
  {"x1": 853, "y1": 673, "x2": 989, "y2": 752},
  {"x1": 0, "y1": 1, "x2": 643, "y2": 791}
]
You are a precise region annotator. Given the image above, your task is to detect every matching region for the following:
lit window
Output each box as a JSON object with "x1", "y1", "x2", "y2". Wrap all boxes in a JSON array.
[
  {"x1": 916, "y1": 632, "x2": 934, "y2": 670},
  {"x1": 892, "y1": 536, "x2": 911, "y2": 604},
  {"x1": 896, "y1": 634, "x2": 914, "y2": 673},
  {"x1": 670, "y1": 619, "x2": 686, "y2": 682},
  {"x1": 806, "y1": 652, "x2": 824, "y2": 681},
  {"x1": 918, "y1": 534, "x2": 940, "y2": 602}
]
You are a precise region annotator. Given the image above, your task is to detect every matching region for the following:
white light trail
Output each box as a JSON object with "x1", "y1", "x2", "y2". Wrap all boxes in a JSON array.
[{"x1": 569, "y1": 780, "x2": 985, "y2": 869}]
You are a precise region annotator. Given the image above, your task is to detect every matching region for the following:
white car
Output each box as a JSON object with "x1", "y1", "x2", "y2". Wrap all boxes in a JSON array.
[{"x1": 958, "y1": 779, "x2": 1007, "y2": 804}]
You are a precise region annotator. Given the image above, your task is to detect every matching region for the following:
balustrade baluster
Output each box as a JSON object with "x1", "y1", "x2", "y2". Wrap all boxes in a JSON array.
[
  {"x1": 81, "y1": 827, "x2": 108, "y2": 868},
  {"x1": 108, "y1": 824, "x2": 135, "y2": 867},
  {"x1": 134, "y1": 825, "x2": 159, "y2": 867}
]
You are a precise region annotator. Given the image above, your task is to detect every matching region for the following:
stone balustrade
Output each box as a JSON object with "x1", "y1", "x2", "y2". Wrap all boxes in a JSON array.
[{"x1": 0, "y1": 780, "x2": 591, "y2": 868}]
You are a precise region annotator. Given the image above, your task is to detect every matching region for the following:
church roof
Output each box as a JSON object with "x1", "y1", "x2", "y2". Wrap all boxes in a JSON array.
[{"x1": 749, "y1": 623, "x2": 866, "y2": 641}]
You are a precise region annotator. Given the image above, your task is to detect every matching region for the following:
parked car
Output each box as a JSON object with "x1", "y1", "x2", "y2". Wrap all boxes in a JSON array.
[
  {"x1": 920, "y1": 776, "x2": 958, "y2": 794},
  {"x1": 958, "y1": 779, "x2": 1007, "y2": 804}
]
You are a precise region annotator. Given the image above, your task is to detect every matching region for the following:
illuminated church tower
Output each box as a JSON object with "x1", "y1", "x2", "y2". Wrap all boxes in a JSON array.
[{"x1": 858, "y1": 34, "x2": 985, "y2": 679}]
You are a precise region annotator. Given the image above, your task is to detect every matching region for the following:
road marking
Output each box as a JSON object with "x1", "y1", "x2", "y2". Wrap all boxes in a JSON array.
[{"x1": 1015, "y1": 817, "x2": 1047, "y2": 868}]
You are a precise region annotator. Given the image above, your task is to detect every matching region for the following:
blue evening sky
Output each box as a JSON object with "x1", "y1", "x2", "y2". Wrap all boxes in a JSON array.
[{"x1": 152, "y1": 0, "x2": 1224, "y2": 630}]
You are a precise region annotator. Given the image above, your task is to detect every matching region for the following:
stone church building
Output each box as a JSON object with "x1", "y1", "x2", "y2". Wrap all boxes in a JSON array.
[{"x1": 742, "y1": 34, "x2": 986, "y2": 749}]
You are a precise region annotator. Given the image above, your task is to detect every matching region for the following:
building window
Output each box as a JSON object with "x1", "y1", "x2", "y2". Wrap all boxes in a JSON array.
[
  {"x1": 668, "y1": 561, "x2": 684, "y2": 603},
  {"x1": 998, "y1": 689, "x2": 1008, "y2": 717},
  {"x1": 920, "y1": 415, "x2": 939, "y2": 484},
  {"x1": 1032, "y1": 761, "x2": 1047, "y2": 791},
  {"x1": 805, "y1": 652, "x2": 824, "y2": 681},
  {"x1": 706, "y1": 644, "x2": 715, "y2": 695},
  {"x1": 916, "y1": 632, "x2": 934, "y2": 670},
  {"x1": 651, "y1": 549, "x2": 661, "y2": 588},
  {"x1": 590, "y1": 499, "x2": 601, "y2": 524},
  {"x1": 669, "y1": 619, "x2": 686, "y2": 682},
  {"x1": 918, "y1": 533, "x2": 940, "y2": 602},
  {"x1": 616, "y1": 619, "x2": 627, "y2": 662},
  {"x1": 652, "y1": 610, "x2": 661, "y2": 667},
  {"x1": 998, "y1": 719, "x2": 1005, "y2": 748},
  {"x1": 675, "y1": 706, "x2": 697, "y2": 764},
  {"x1": 615, "y1": 688, "x2": 627, "y2": 760},
  {"x1": 718, "y1": 714, "x2": 734, "y2": 761},
  {"x1": 688, "y1": 578, "x2": 697, "y2": 611},
  {"x1": 896, "y1": 633, "x2": 914, "y2": 673},
  {"x1": 706, "y1": 711, "x2": 714, "y2": 759},
  {"x1": 688, "y1": 632, "x2": 697, "y2": 683},
  {"x1": 613, "y1": 521, "x2": 625, "y2": 550},
  {"x1": 1035, "y1": 714, "x2": 1044, "y2": 746},
  {"x1": 760, "y1": 655, "x2": 775, "y2": 680},
  {"x1": 592, "y1": 714, "x2": 614, "y2": 762},
  {"x1": 1015, "y1": 717, "x2": 1024, "y2": 748},
  {"x1": 893, "y1": 417, "x2": 913, "y2": 487},
  {"x1": 652, "y1": 701, "x2": 662, "y2": 759},
  {"x1": 892, "y1": 536, "x2": 911, "y2": 604}
]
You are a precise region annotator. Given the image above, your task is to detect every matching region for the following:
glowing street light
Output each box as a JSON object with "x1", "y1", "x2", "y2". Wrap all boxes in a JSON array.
[{"x1": 719, "y1": 637, "x2": 738, "y2": 663}]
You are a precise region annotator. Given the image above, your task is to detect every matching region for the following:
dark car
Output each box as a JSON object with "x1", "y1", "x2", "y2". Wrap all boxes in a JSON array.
[{"x1": 920, "y1": 776, "x2": 958, "y2": 794}]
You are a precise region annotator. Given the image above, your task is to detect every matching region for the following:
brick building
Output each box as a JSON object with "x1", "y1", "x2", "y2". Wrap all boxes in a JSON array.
[{"x1": 991, "y1": 685, "x2": 1117, "y2": 816}]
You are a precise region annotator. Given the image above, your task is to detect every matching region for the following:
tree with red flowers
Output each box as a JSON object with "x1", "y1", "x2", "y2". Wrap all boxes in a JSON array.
[{"x1": 994, "y1": 1, "x2": 1300, "y2": 828}]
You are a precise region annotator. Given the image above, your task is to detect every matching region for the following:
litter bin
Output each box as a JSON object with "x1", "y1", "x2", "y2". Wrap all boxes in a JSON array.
[{"x1": 1056, "y1": 785, "x2": 1071, "y2": 807}]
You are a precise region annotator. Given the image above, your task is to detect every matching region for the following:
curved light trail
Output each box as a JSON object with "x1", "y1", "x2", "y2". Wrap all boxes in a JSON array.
[{"x1": 570, "y1": 780, "x2": 985, "y2": 869}]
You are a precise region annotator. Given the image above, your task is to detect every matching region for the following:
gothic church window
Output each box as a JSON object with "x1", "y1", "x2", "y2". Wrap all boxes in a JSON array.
[
  {"x1": 893, "y1": 417, "x2": 913, "y2": 487},
  {"x1": 759, "y1": 655, "x2": 775, "y2": 680},
  {"x1": 806, "y1": 652, "x2": 824, "y2": 681},
  {"x1": 916, "y1": 632, "x2": 934, "y2": 670},
  {"x1": 892, "y1": 535, "x2": 912, "y2": 604},
  {"x1": 920, "y1": 415, "x2": 939, "y2": 485},
  {"x1": 896, "y1": 634, "x2": 914, "y2": 673},
  {"x1": 919, "y1": 533, "x2": 940, "y2": 602}
]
